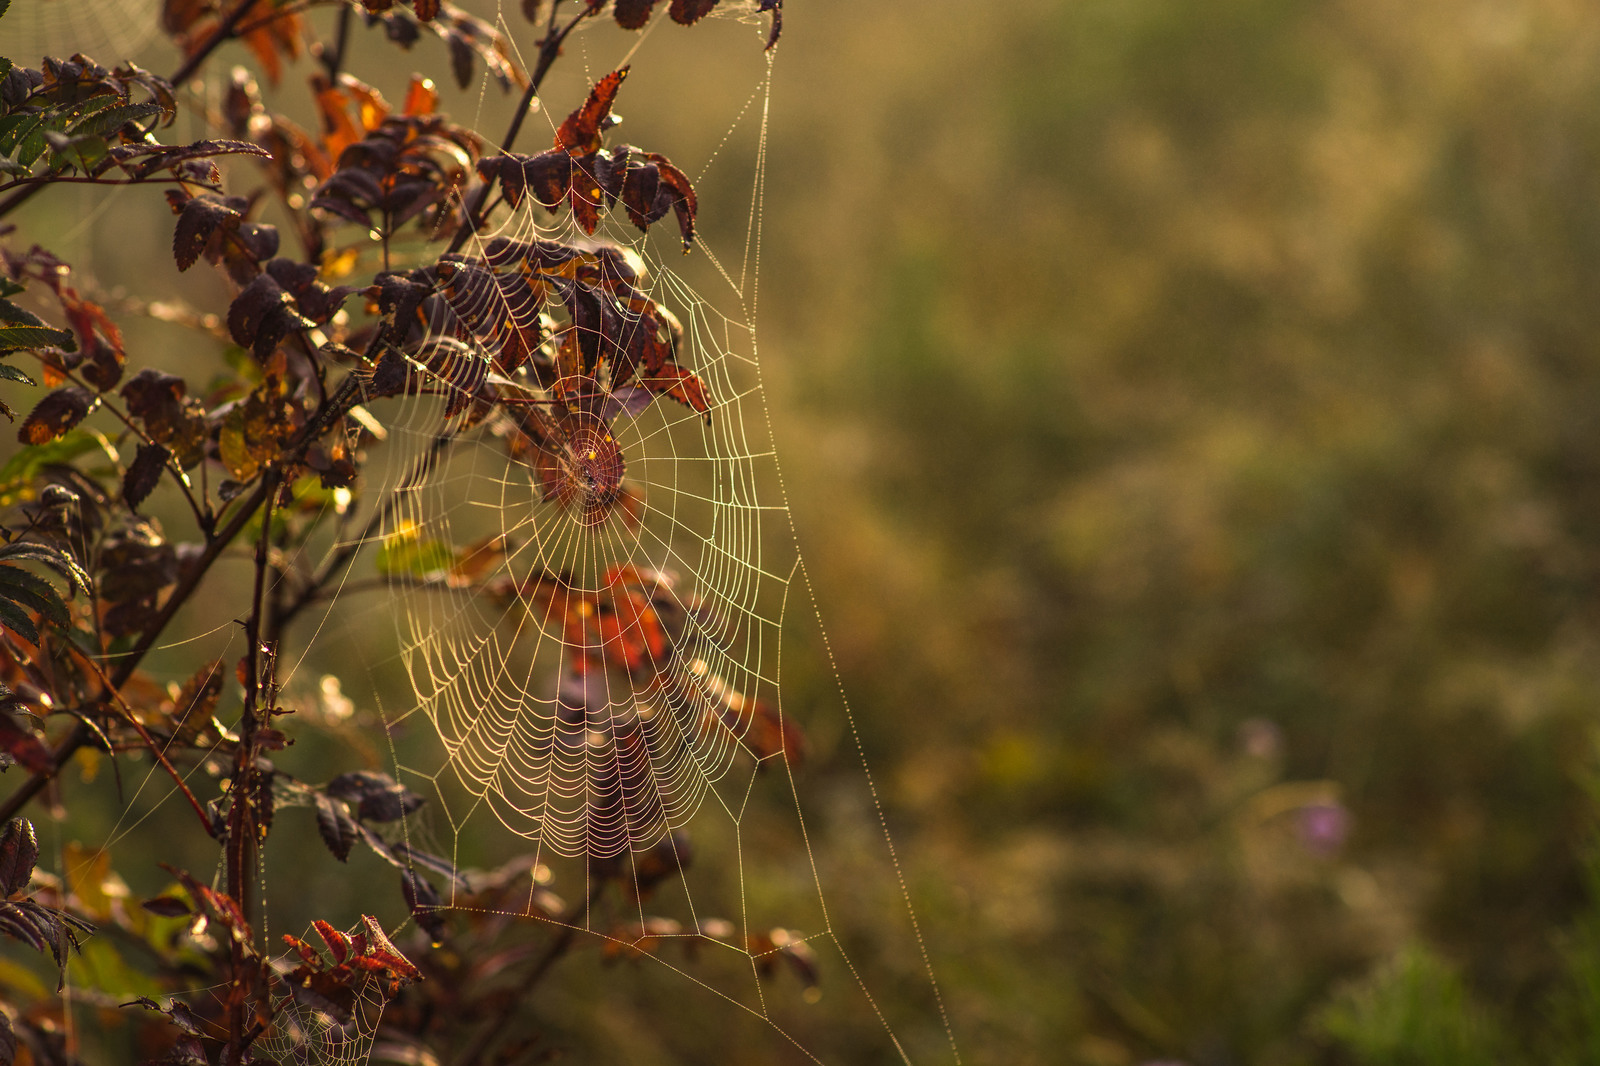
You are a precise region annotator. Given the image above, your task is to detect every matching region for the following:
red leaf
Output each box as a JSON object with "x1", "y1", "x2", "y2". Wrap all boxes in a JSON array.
[
  {"x1": 640, "y1": 364, "x2": 710, "y2": 420},
  {"x1": 0, "y1": 818, "x2": 40, "y2": 896},
  {"x1": 0, "y1": 715, "x2": 53, "y2": 776},
  {"x1": 314, "y1": 918, "x2": 351, "y2": 964},
  {"x1": 555, "y1": 67, "x2": 628, "y2": 155}
]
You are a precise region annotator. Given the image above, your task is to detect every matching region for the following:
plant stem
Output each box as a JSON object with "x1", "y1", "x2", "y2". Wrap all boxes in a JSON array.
[
  {"x1": 322, "y1": 3, "x2": 353, "y2": 81},
  {"x1": 0, "y1": 377, "x2": 363, "y2": 824},
  {"x1": 271, "y1": 429, "x2": 453, "y2": 638},
  {"x1": 446, "y1": 2, "x2": 590, "y2": 255},
  {"x1": 170, "y1": 0, "x2": 267, "y2": 86}
]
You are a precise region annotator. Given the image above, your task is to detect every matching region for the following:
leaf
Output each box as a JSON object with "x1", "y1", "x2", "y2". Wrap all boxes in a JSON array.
[
  {"x1": 0, "y1": 818, "x2": 39, "y2": 896},
  {"x1": 313, "y1": 792, "x2": 358, "y2": 862},
  {"x1": 400, "y1": 866, "x2": 448, "y2": 942},
  {"x1": 325, "y1": 771, "x2": 425, "y2": 822},
  {"x1": 170, "y1": 191, "x2": 241, "y2": 272},
  {"x1": 168, "y1": 658, "x2": 224, "y2": 746},
  {"x1": 0, "y1": 564, "x2": 70, "y2": 630},
  {"x1": 640, "y1": 364, "x2": 710, "y2": 419},
  {"x1": 555, "y1": 67, "x2": 628, "y2": 155},
  {"x1": 760, "y1": 0, "x2": 782, "y2": 50},
  {"x1": 66, "y1": 101, "x2": 161, "y2": 139},
  {"x1": 668, "y1": 0, "x2": 719, "y2": 24},
  {"x1": 613, "y1": 0, "x2": 657, "y2": 29},
  {"x1": 0, "y1": 537, "x2": 90, "y2": 597},
  {"x1": 314, "y1": 918, "x2": 351, "y2": 964},
  {"x1": 0, "y1": 324, "x2": 74, "y2": 354},
  {"x1": 228, "y1": 273, "x2": 314, "y2": 361},
  {"x1": 140, "y1": 895, "x2": 192, "y2": 917},
  {"x1": 0, "y1": 713, "x2": 52, "y2": 774},
  {"x1": 17, "y1": 387, "x2": 92, "y2": 446},
  {"x1": 122, "y1": 442, "x2": 168, "y2": 510},
  {"x1": 120, "y1": 369, "x2": 207, "y2": 467}
]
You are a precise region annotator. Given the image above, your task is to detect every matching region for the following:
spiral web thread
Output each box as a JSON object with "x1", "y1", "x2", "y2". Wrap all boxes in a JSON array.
[{"x1": 290, "y1": 7, "x2": 958, "y2": 1063}]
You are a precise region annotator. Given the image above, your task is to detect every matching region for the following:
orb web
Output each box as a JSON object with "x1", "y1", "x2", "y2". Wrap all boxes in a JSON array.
[
  {"x1": 370, "y1": 240, "x2": 783, "y2": 860},
  {"x1": 271, "y1": 8, "x2": 962, "y2": 1063}
]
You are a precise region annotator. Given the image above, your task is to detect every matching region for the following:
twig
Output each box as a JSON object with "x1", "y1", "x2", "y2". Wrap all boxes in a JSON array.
[
  {"x1": 321, "y1": 2, "x2": 354, "y2": 81},
  {"x1": 446, "y1": 2, "x2": 591, "y2": 255},
  {"x1": 58, "y1": 643, "x2": 217, "y2": 839},
  {"x1": 271, "y1": 429, "x2": 453, "y2": 637},
  {"x1": 170, "y1": 0, "x2": 270, "y2": 86},
  {"x1": 0, "y1": 376, "x2": 363, "y2": 823},
  {"x1": 224, "y1": 463, "x2": 280, "y2": 1057},
  {"x1": 0, "y1": 176, "x2": 191, "y2": 192}
]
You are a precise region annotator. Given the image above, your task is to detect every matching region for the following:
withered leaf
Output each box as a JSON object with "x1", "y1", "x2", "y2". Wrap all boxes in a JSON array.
[
  {"x1": 227, "y1": 273, "x2": 315, "y2": 361},
  {"x1": 668, "y1": 0, "x2": 719, "y2": 24},
  {"x1": 555, "y1": 67, "x2": 628, "y2": 154},
  {"x1": 613, "y1": 0, "x2": 658, "y2": 29},
  {"x1": 400, "y1": 867, "x2": 447, "y2": 943},
  {"x1": 169, "y1": 191, "x2": 242, "y2": 272},
  {"x1": 0, "y1": 714, "x2": 53, "y2": 776},
  {"x1": 313, "y1": 792, "x2": 358, "y2": 862},
  {"x1": 640, "y1": 365, "x2": 711, "y2": 420},
  {"x1": 17, "y1": 387, "x2": 93, "y2": 446},
  {"x1": 140, "y1": 895, "x2": 192, "y2": 917},
  {"x1": 120, "y1": 369, "x2": 207, "y2": 467},
  {"x1": 122, "y1": 442, "x2": 169, "y2": 511},
  {"x1": 325, "y1": 770, "x2": 425, "y2": 822},
  {"x1": 354, "y1": 824, "x2": 462, "y2": 885},
  {"x1": 0, "y1": 818, "x2": 40, "y2": 896}
]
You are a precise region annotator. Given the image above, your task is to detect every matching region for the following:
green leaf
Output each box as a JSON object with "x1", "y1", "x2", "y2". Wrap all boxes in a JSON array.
[
  {"x1": 0, "y1": 0, "x2": 11, "y2": 22},
  {"x1": 0, "y1": 429, "x2": 101, "y2": 506},
  {"x1": 0, "y1": 541, "x2": 89, "y2": 597},
  {"x1": 0, "y1": 299, "x2": 44, "y2": 328},
  {"x1": 0, "y1": 114, "x2": 42, "y2": 156},
  {"x1": 0, "y1": 564, "x2": 69, "y2": 629},
  {"x1": 376, "y1": 527, "x2": 455, "y2": 579},
  {"x1": 0, "y1": 363, "x2": 36, "y2": 386},
  {"x1": 0, "y1": 324, "x2": 74, "y2": 354},
  {"x1": 0, "y1": 593, "x2": 39, "y2": 644},
  {"x1": 68, "y1": 102, "x2": 160, "y2": 140}
]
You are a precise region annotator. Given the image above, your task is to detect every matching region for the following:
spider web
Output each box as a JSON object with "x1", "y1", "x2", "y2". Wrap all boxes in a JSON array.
[
  {"x1": 268, "y1": 7, "x2": 954, "y2": 1063},
  {"x1": 2, "y1": 0, "x2": 164, "y2": 66},
  {"x1": 1, "y1": 2, "x2": 952, "y2": 1062}
]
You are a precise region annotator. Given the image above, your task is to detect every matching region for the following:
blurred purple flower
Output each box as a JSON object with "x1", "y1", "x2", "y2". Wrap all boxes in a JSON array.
[{"x1": 1297, "y1": 801, "x2": 1351, "y2": 857}]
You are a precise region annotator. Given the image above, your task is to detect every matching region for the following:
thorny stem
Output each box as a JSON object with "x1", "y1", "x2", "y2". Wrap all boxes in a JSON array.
[
  {"x1": 446, "y1": 1, "x2": 590, "y2": 256},
  {"x1": 455, "y1": 881, "x2": 606, "y2": 1066},
  {"x1": 225, "y1": 463, "x2": 280, "y2": 1057}
]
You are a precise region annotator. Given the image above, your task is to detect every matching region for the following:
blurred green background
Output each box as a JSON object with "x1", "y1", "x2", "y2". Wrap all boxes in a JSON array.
[{"x1": 15, "y1": 0, "x2": 1600, "y2": 1062}]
